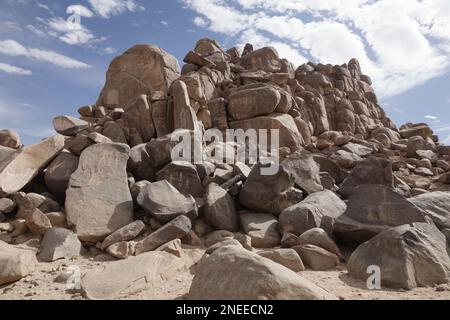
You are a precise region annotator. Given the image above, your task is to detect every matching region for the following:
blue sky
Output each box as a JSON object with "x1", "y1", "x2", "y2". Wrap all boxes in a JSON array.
[{"x1": 0, "y1": 0, "x2": 449, "y2": 145}]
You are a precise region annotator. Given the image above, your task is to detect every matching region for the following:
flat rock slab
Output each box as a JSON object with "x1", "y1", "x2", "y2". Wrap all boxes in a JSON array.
[
  {"x1": 81, "y1": 251, "x2": 188, "y2": 299},
  {"x1": 134, "y1": 215, "x2": 192, "y2": 254},
  {"x1": 0, "y1": 135, "x2": 65, "y2": 196},
  {"x1": 66, "y1": 143, "x2": 134, "y2": 242}
]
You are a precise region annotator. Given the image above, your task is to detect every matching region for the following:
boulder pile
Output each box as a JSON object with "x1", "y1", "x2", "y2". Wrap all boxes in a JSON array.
[{"x1": 1, "y1": 38, "x2": 449, "y2": 298}]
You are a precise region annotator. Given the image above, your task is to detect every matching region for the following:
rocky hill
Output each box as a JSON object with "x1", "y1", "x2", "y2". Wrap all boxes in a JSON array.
[{"x1": 0, "y1": 38, "x2": 449, "y2": 299}]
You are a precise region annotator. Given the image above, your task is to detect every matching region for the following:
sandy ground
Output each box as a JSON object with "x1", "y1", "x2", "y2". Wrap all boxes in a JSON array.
[{"x1": 1, "y1": 252, "x2": 449, "y2": 300}]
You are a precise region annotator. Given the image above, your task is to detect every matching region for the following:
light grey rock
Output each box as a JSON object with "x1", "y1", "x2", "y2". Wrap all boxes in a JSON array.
[
  {"x1": 240, "y1": 212, "x2": 281, "y2": 248},
  {"x1": 66, "y1": 143, "x2": 134, "y2": 242},
  {"x1": 188, "y1": 245, "x2": 337, "y2": 300},
  {"x1": 136, "y1": 180, "x2": 198, "y2": 224},
  {"x1": 204, "y1": 183, "x2": 239, "y2": 232},
  {"x1": 279, "y1": 190, "x2": 346, "y2": 236},
  {"x1": 101, "y1": 220, "x2": 146, "y2": 250},
  {"x1": 134, "y1": 215, "x2": 191, "y2": 255},
  {"x1": 38, "y1": 228, "x2": 83, "y2": 262},
  {"x1": 348, "y1": 223, "x2": 450, "y2": 290}
]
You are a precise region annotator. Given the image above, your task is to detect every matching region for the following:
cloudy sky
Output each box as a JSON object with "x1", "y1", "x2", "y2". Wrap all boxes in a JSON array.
[{"x1": 1, "y1": 0, "x2": 449, "y2": 145}]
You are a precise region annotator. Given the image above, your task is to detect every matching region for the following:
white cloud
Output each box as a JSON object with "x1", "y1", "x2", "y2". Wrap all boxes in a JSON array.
[
  {"x1": 47, "y1": 17, "x2": 97, "y2": 45},
  {"x1": 99, "y1": 46, "x2": 117, "y2": 55},
  {"x1": 181, "y1": 0, "x2": 450, "y2": 98},
  {"x1": 0, "y1": 62, "x2": 32, "y2": 75},
  {"x1": 160, "y1": 20, "x2": 169, "y2": 27},
  {"x1": 67, "y1": 4, "x2": 94, "y2": 18},
  {"x1": 88, "y1": 0, "x2": 144, "y2": 18},
  {"x1": 0, "y1": 39, "x2": 90, "y2": 69},
  {"x1": 425, "y1": 114, "x2": 440, "y2": 124},
  {"x1": 194, "y1": 16, "x2": 208, "y2": 27}
]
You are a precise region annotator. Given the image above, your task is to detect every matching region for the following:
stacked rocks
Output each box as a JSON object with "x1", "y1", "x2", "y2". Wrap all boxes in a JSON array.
[{"x1": 1, "y1": 38, "x2": 449, "y2": 296}]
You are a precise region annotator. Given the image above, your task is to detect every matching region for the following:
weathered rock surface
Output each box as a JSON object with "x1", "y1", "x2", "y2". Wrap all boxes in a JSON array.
[
  {"x1": 101, "y1": 220, "x2": 145, "y2": 250},
  {"x1": 257, "y1": 248, "x2": 305, "y2": 272},
  {"x1": 298, "y1": 228, "x2": 342, "y2": 258},
  {"x1": 44, "y1": 152, "x2": 79, "y2": 198},
  {"x1": 339, "y1": 157, "x2": 393, "y2": 198},
  {"x1": 136, "y1": 180, "x2": 198, "y2": 223},
  {"x1": 134, "y1": 215, "x2": 191, "y2": 254},
  {"x1": 279, "y1": 190, "x2": 346, "y2": 236},
  {"x1": 228, "y1": 86, "x2": 280, "y2": 120},
  {"x1": 0, "y1": 135, "x2": 65, "y2": 196},
  {"x1": 293, "y1": 244, "x2": 340, "y2": 271},
  {"x1": 348, "y1": 223, "x2": 450, "y2": 290},
  {"x1": 81, "y1": 251, "x2": 188, "y2": 299},
  {"x1": 240, "y1": 212, "x2": 281, "y2": 248},
  {"x1": 188, "y1": 245, "x2": 337, "y2": 300},
  {"x1": 204, "y1": 183, "x2": 239, "y2": 232},
  {"x1": 0, "y1": 241, "x2": 37, "y2": 286},
  {"x1": 66, "y1": 143, "x2": 134, "y2": 242},
  {"x1": 156, "y1": 161, "x2": 203, "y2": 197},
  {"x1": 97, "y1": 44, "x2": 180, "y2": 110},
  {"x1": 53, "y1": 116, "x2": 88, "y2": 136},
  {"x1": 409, "y1": 192, "x2": 450, "y2": 229},
  {"x1": 281, "y1": 149, "x2": 323, "y2": 194},
  {"x1": 38, "y1": 228, "x2": 83, "y2": 262},
  {"x1": 334, "y1": 184, "x2": 428, "y2": 245},
  {"x1": 239, "y1": 163, "x2": 302, "y2": 215}
]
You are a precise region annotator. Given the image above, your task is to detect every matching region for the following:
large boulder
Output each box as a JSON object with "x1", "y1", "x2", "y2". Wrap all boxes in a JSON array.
[
  {"x1": 97, "y1": 44, "x2": 180, "y2": 110},
  {"x1": 279, "y1": 190, "x2": 346, "y2": 236},
  {"x1": 38, "y1": 228, "x2": 83, "y2": 262},
  {"x1": 239, "y1": 163, "x2": 303, "y2": 215},
  {"x1": 0, "y1": 241, "x2": 37, "y2": 286},
  {"x1": 409, "y1": 192, "x2": 450, "y2": 229},
  {"x1": 338, "y1": 156, "x2": 393, "y2": 198},
  {"x1": 81, "y1": 251, "x2": 188, "y2": 299},
  {"x1": 0, "y1": 135, "x2": 65, "y2": 196},
  {"x1": 65, "y1": 143, "x2": 134, "y2": 242},
  {"x1": 156, "y1": 161, "x2": 203, "y2": 197},
  {"x1": 136, "y1": 180, "x2": 198, "y2": 224},
  {"x1": 240, "y1": 212, "x2": 281, "y2": 248},
  {"x1": 347, "y1": 223, "x2": 450, "y2": 290},
  {"x1": 239, "y1": 47, "x2": 281, "y2": 73},
  {"x1": 0, "y1": 129, "x2": 20, "y2": 149},
  {"x1": 281, "y1": 149, "x2": 323, "y2": 194},
  {"x1": 334, "y1": 184, "x2": 428, "y2": 245},
  {"x1": 204, "y1": 183, "x2": 239, "y2": 232},
  {"x1": 229, "y1": 114, "x2": 303, "y2": 152},
  {"x1": 228, "y1": 86, "x2": 280, "y2": 120},
  {"x1": 188, "y1": 245, "x2": 337, "y2": 300},
  {"x1": 44, "y1": 152, "x2": 79, "y2": 198}
]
